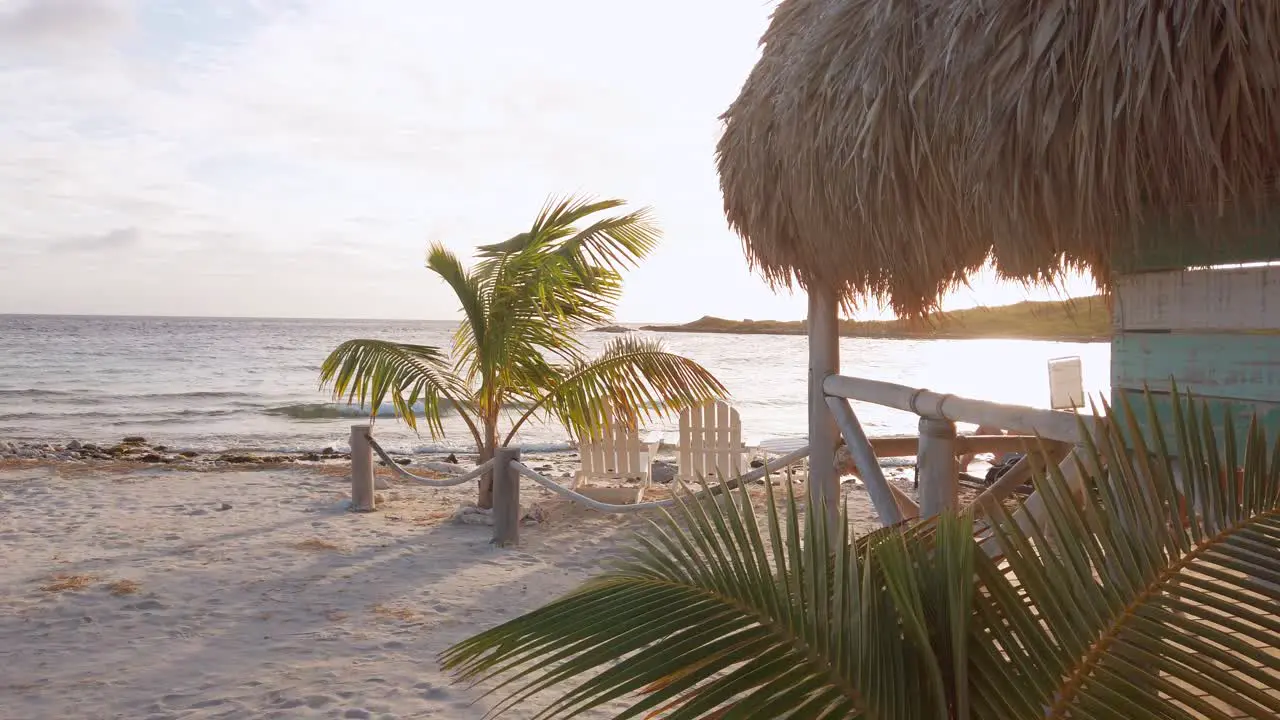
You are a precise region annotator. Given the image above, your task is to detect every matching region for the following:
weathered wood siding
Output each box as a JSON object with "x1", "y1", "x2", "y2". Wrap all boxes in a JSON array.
[
  {"x1": 1112, "y1": 334, "x2": 1280, "y2": 403},
  {"x1": 1113, "y1": 266, "x2": 1280, "y2": 332},
  {"x1": 1112, "y1": 264, "x2": 1280, "y2": 457},
  {"x1": 1113, "y1": 390, "x2": 1280, "y2": 449},
  {"x1": 1112, "y1": 220, "x2": 1280, "y2": 716}
]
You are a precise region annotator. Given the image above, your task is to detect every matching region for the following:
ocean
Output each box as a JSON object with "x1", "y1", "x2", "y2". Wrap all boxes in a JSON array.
[{"x1": 0, "y1": 315, "x2": 1111, "y2": 456}]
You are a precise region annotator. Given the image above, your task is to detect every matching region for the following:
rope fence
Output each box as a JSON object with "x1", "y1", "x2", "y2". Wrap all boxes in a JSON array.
[
  {"x1": 347, "y1": 422, "x2": 811, "y2": 543},
  {"x1": 512, "y1": 463, "x2": 681, "y2": 513},
  {"x1": 366, "y1": 434, "x2": 492, "y2": 488},
  {"x1": 510, "y1": 443, "x2": 811, "y2": 514}
]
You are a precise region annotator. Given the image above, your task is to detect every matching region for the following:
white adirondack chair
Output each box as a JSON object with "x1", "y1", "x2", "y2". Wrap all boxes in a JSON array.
[
  {"x1": 574, "y1": 400, "x2": 659, "y2": 503},
  {"x1": 678, "y1": 400, "x2": 750, "y2": 482}
]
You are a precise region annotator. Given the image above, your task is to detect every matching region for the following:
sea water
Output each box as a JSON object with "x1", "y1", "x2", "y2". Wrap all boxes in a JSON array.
[{"x1": 0, "y1": 315, "x2": 1110, "y2": 456}]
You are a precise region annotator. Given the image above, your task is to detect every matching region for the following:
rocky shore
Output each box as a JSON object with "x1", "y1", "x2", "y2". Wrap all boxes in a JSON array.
[
  {"x1": 0, "y1": 437, "x2": 931, "y2": 491},
  {"x1": 0, "y1": 437, "x2": 440, "y2": 469}
]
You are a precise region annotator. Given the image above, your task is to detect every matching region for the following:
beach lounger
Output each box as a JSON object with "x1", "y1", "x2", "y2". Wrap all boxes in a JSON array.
[
  {"x1": 677, "y1": 400, "x2": 750, "y2": 482},
  {"x1": 574, "y1": 400, "x2": 659, "y2": 503}
]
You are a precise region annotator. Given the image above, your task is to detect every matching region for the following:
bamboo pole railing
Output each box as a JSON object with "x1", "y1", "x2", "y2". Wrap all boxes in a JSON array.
[
  {"x1": 820, "y1": 374, "x2": 1094, "y2": 526},
  {"x1": 823, "y1": 374, "x2": 1095, "y2": 444},
  {"x1": 826, "y1": 396, "x2": 903, "y2": 524},
  {"x1": 860, "y1": 434, "x2": 1066, "y2": 457}
]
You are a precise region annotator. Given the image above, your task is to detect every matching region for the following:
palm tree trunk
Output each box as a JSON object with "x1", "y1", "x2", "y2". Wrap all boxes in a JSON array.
[{"x1": 477, "y1": 417, "x2": 499, "y2": 509}]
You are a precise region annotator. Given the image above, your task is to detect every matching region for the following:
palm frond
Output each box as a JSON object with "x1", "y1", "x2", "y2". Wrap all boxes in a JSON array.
[
  {"x1": 441, "y1": 480, "x2": 955, "y2": 719},
  {"x1": 443, "y1": 388, "x2": 1280, "y2": 719},
  {"x1": 506, "y1": 336, "x2": 728, "y2": 444},
  {"x1": 555, "y1": 206, "x2": 661, "y2": 274},
  {"x1": 474, "y1": 196, "x2": 622, "y2": 259},
  {"x1": 426, "y1": 244, "x2": 486, "y2": 355},
  {"x1": 529, "y1": 195, "x2": 627, "y2": 242},
  {"x1": 536, "y1": 198, "x2": 659, "y2": 331},
  {"x1": 475, "y1": 231, "x2": 535, "y2": 258},
  {"x1": 458, "y1": 196, "x2": 662, "y2": 415},
  {"x1": 475, "y1": 197, "x2": 626, "y2": 258},
  {"x1": 476, "y1": 194, "x2": 652, "y2": 332},
  {"x1": 318, "y1": 339, "x2": 477, "y2": 442},
  {"x1": 478, "y1": 253, "x2": 583, "y2": 410},
  {"x1": 970, "y1": 390, "x2": 1280, "y2": 719}
]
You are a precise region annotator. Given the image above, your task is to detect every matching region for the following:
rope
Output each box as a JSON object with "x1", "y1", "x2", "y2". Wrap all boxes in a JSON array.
[
  {"x1": 366, "y1": 434, "x2": 471, "y2": 475},
  {"x1": 366, "y1": 435, "x2": 494, "y2": 487},
  {"x1": 908, "y1": 388, "x2": 929, "y2": 415},
  {"x1": 932, "y1": 393, "x2": 954, "y2": 421},
  {"x1": 514, "y1": 464, "x2": 682, "y2": 512},
  {"x1": 510, "y1": 444, "x2": 813, "y2": 514},
  {"x1": 907, "y1": 387, "x2": 953, "y2": 421}
]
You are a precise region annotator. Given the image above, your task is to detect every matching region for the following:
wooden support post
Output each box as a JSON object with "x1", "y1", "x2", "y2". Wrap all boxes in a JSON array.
[
  {"x1": 807, "y1": 285, "x2": 841, "y2": 535},
  {"x1": 980, "y1": 447, "x2": 1092, "y2": 558},
  {"x1": 349, "y1": 424, "x2": 376, "y2": 512},
  {"x1": 887, "y1": 483, "x2": 920, "y2": 520},
  {"x1": 492, "y1": 446, "x2": 522, "y2": 547},
  {"x1": 970, "y1": 443, "x2": 1070, "y2": 518},
  {"x1": 917, "y1": 417, "x2": 958, "y2": 517},
  {"x1": 826, "y1": 396, "x2": 905, "y2": 525}
]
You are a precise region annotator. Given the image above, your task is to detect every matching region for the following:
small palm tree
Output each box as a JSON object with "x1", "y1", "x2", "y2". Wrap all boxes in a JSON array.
[
  {"x1": 321, "y1": 195, "x2": 727, "y2": 508},
  {"x1": 442, "y1": 391, "x2": 1280, "y2": 718}
]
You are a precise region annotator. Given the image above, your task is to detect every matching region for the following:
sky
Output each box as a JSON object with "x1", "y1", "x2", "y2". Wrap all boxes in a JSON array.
[{"x1": 0, "y1": 0, "x2": 1097, "y2": 322}]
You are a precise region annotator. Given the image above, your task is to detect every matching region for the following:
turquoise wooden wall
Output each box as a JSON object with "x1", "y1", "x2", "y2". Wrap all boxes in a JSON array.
[
  {"x1": 1111, "y1": 223, "x2": 1280, "y2": 461},
  {"x1": 1112, "y1": 334, "x2": 1280, "y2": 404},
  {"x1": 1112, "y1": 389, "x2": 1280, "y2": 458}
]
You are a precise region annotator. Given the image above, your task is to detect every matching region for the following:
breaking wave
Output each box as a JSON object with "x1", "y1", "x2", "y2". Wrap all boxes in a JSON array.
[{"x1": 263, "y1": 399, "x2": 535, "y2": 420}]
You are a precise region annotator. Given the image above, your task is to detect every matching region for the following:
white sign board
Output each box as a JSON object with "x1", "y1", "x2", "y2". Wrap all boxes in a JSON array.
[{"x1": 1048, "y1": 356, "x2": 1084, "y2": 410}]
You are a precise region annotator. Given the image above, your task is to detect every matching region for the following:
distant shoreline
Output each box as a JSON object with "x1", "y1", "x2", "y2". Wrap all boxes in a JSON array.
[
  {"x1": 639, "y1": 297, "x2": 1111, "y2": 344},
  {"x1": 640, "y1": 325, "x2": 1109, "y2": 343}
]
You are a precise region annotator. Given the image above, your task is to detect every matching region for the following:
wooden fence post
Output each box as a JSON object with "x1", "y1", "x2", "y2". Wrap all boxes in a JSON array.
[
  {"x1": 917, "y1": 417, "x2": 958, "y2": 517},
  {"x1": 492, "y1": 446, "x2": 522, "y2": 546},
  {"x1": 350, "y1": 424, "x2": 376, "y2": 512}
]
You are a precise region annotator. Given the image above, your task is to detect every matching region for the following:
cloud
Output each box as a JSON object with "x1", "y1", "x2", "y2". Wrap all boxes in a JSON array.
[
  {"x1": 0, "y1": 0, "x2": 131, "y2": 51},
  {"x1": 0, "y1": 0, "x2": 897, "y2": 321},
  {"x1": 48, "y1": 227, "x2": 140, "y2": 253}
]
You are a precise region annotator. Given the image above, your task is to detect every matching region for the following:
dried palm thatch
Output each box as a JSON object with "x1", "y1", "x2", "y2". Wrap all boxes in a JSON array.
[{"x1": 718, "y1": 0, "x2": 1280, "y2": 316}]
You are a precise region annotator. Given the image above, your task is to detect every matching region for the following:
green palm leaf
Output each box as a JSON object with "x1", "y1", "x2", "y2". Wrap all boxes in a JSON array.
[
  {"x1": 442, "y1": 388, "x2": 1280, "y2": 718},
  {"x1": 321, "y1": 192, "x2": 725, "y2": 509},
  {"x1": 318, "y1": 339, "x2": 477, "y2": 442},
  {"x1": 442, "y1": 480, "x2": 957, "y2": 719},
  {"x1": 505, "y1": 336, "x2": 729, "y2": 444},
  {"x1": 476, "y1": 196, "x2": 631, "y2": 258},
  {"x1": 476, "y1": 194, "x2": 658, "y2": 339},
  {"x1": 555, "y1": 206, "x2": 661, "y2": 274},
  {"x1": 968, "y1": 392, "x2": 1280, "y2": 719},
  {"x1": 427, "y1": 244, "x2": 488, "y2": 369}
]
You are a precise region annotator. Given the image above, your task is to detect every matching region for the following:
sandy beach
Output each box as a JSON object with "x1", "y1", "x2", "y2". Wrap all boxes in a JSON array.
[{"x1": 0, "y1": 457, "x2": 900, "y2": 719}]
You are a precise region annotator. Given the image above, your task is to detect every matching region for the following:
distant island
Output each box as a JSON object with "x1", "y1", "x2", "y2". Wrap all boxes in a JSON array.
[{"x1": 639, "y1": 296, "x2": 1110, "y2": 342}]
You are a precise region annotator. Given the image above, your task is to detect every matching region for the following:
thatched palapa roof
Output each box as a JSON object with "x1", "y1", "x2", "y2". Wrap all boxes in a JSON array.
[{"x1": 717, "y1": 1, "x2": 1280, "y2": 315}]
